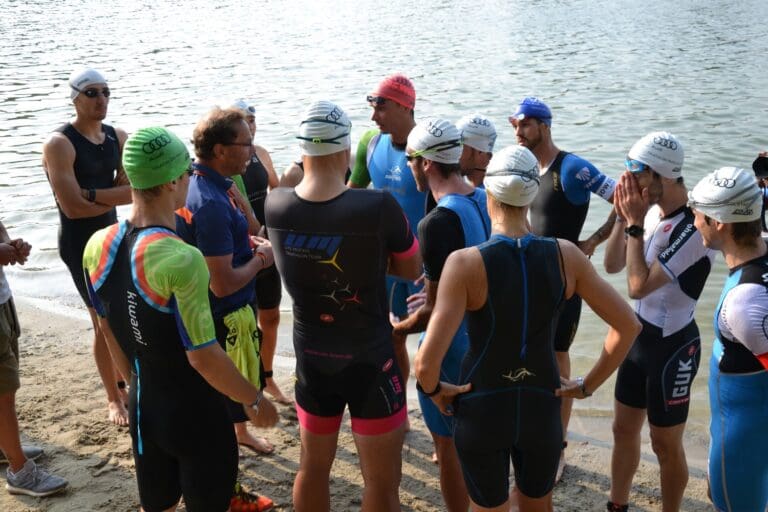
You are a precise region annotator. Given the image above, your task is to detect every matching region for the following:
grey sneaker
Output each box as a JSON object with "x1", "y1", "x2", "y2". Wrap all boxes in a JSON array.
[
  {"x1": 0, "y1": 445, "x2": 44, "y2": 464},
  {"x1": 6, "y1": 460, "x2": 68, "y2": 497}
]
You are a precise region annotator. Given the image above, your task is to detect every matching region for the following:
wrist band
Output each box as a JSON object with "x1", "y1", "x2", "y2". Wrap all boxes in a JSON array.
[
  {"x1": 87, "y1": 188, "x2": 96, "y2": 202},
  {"x1": 416, "y1": 380, "x2": 441, "y2": 397}
]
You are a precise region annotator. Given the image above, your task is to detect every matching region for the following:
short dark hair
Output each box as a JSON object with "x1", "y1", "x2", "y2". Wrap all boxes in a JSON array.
[
  {"x1": 192, "y1": 108, "x2": 245, "y2": 160},
  {"x1": 430, "y1": 161, "x2": 462, "y2": 179},
  {"x1": 730, "y1": 219, "x2": 763, "y2": 247}
]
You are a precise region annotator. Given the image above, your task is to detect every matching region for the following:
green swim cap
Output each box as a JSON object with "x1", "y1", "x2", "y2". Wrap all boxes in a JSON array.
[{"x1": 122, "y1": 127, "x2": 191, "y2": 189}]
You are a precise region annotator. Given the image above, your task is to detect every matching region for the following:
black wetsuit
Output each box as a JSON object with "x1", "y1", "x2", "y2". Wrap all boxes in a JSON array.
[
  {"x1": 54, "y1": 123, "x2": 119, "y2": 306},
  {"x1": 241, "y1": 154, "x2": 282, "y2": 310},
  {"x1": 530, "y1": 151, "x2": 598, "y2": 351},
  {"x1": 454, "y1": 234, "x2": 565, "y2": 506},
  {"x1": 83, "y1": 222, "x2": 237, "y2": 512},
  {"x1": 265, "y1": 188, "x2": 417, "y2": 433}
]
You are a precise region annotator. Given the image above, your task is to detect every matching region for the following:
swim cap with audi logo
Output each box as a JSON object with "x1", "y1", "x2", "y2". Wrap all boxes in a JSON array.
[
  {"x1": 627, "y1": 131, "x2": 685, "y2": 179},
  {"x1": 368, "y1": 74, "x2": 416, "y2": 110},
  {"x1": 688, "y1": 166, "x2": 762, "y2": 223},
  {"x1": 484, "y1": 145, "x2": 540, "y2": 207},
  {"x1": 122, "y1": 127, "x2": 191, "y2": 189},
  {"x1": 406, "y1": 118, "x2": 462, "y2": 164},
  {"x1": 296, "y1": 100, "x2": 351, "y2": 157},
  {"x1": 456, "y1": 114, "x2": 497, "y2": 153}
]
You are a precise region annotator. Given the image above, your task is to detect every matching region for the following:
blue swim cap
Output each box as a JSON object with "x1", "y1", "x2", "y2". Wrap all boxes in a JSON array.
[{"x1": 511, "y1": 97, "x2": 552, "y2": 126}]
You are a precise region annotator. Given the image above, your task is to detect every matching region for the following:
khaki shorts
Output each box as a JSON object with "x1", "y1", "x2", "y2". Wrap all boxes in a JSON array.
[{"x1": 0, "y1": 297, "x2": 20, "y2": 394}]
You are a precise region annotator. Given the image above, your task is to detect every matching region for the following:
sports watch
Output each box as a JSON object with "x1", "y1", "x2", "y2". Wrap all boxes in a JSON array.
[
  {"x1": 576, "y1": 377, "x2": 592, "y2": 397},
  {"x1": 624, "y1": 225, "x2": 645, "y2": 238}
]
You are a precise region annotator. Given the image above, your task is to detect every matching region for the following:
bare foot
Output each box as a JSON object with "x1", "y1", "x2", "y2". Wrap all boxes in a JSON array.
[
  {"x1": 264, "y1": 377, "x2": 291, "y2": 405},
  {"x1": 108, "y1": 400, "x2": 129, "y2": 426},
  {"x1": 237, "y1": 429, "x2": 274, "y2": 455}
]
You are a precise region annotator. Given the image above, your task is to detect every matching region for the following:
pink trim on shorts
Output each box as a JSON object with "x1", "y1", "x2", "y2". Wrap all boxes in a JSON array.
[
  {"x1": 296, "y1": 404, "x2": 343, "y2": 435},
  {"x1": 391, "y1": 238, "x2": 419, "y2": 260},
  {"x1": 351, "y1": 406, "x2": 407, "y2": 435}
]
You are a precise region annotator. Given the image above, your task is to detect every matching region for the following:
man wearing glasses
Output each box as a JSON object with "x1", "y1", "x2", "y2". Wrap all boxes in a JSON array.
[
  {"x1": 42, "y1": 67, "x2": 132, "y2": 426},
  {"x1": 602, "y1": 132, "x2": 715, "y2": 512},
  {"x1": 347, "y1": 74, "x2": 426, "y2": 410},
  {"x1": 175, "y1": 107, "x2": 277, "y2": 510}
]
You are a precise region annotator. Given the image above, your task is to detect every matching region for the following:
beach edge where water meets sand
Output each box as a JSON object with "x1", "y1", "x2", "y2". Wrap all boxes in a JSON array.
[{"x1": 1, "y1": 296, "x2": 710, "y2": 512}]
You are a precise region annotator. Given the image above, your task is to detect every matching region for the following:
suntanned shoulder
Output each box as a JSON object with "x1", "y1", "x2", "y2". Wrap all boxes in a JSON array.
[{"x1": 42, "y1": 131, "x2": 76, "y2": 168}]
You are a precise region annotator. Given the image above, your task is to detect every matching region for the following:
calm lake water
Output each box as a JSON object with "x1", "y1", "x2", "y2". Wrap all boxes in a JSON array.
[{"x1": 2, "y1": 0, "x2": 767, "y2": 432}]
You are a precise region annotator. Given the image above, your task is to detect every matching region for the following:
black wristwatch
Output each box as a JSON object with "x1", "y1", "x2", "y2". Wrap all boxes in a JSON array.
[
  {"x1": 87, "y1": 188, "x2": 97, "y2": 203},
  {"x1": 624, "y1": 225, "x2": 644, "y2": 238}
]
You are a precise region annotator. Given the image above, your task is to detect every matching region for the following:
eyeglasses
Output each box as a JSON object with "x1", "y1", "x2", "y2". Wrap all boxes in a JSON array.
[
  {"x1": 366, "y1": 95, "x2": 386, "y2": 106},
  {"x1": 74, "y1": 87, "x2": 111, "y2": 99},
  {"x1": 223, "y1": 141, "x2": 252, "y2": 147},
  {"x1": 405, "y1": 153, "x2": 421, "y2": 162},
  {"x1": 625, "y1": 158, "x2": 650, "y2": 173}
]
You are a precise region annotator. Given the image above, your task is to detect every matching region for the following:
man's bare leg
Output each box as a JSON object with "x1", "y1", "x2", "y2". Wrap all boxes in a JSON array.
[
  {"x1": 432, "y1": 432, "x2": 469, "y2": 511},
  {"x1": 259, "y1": 307, "x2": 290, "y2": 404},
  {"x1": 0, "y1": 391, "x2": 25, "y2": 473},
  {"x1": 609, "y1": 401, "x2": 645, "y2": 507},
  {"x1": 88, "y1": 308, "x2": 128, "y2": 425},
  {"x1": 293, "y1": 428, "x2": 340, "y2": 511},
  {"x1": 355, "y1": 423, "x2": 406, "y2": 512},
  {"x1": 649, "y1": 422, "x2": 688, "y2": 512}
]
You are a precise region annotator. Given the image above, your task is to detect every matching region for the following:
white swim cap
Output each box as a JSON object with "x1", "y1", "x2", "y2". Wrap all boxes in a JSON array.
[
  {"x1": 68, "y1": 67, "x2": 107, "y2": 100},
  {"x1": 406, "y1": 118, "x2": 462, "y2": 164},
  {"x1": 456, "y1": 114, "x2": 497, "y2": 153},
  {"x1": 296, "y1": 100, "x2": 351, "y2": 157},
  {"x1": 627, "y1": 131, "x2": 684, "y2": 179},
  {"x1": 231, "y1": 99, "x2": 256, "y2": 118},
  {"x1": 688, "y1": 166, "x2": 762, "y2": 223},
  {"x1": 484, "y1": 145, "x2": 540, "y2": 207}
]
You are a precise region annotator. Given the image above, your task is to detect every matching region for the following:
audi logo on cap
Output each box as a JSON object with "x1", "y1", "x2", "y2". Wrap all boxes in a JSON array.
[
  {"x1": 653, "y1": 136, "x2": 678, "y2": 150},
  {"x1": 711, "y1": 177, "x2": 736, "y2": 188},
  {"x1": 142, "y1": 134, "x2": 172, "y2": 154},
  {"x1": 426, "y1": 122, "x2": 443, "y2": 137},
  {"x1": 326, "y1": 107, "x2": 342, "y2": 122},
  {"x1": 471, "y1": 117, "x2": 491, "y2": 127}
]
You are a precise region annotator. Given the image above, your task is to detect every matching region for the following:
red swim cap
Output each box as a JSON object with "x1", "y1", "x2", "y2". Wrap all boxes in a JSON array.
[{"x1": 369, "y1": 74, "x2": 416, "y2": 110}]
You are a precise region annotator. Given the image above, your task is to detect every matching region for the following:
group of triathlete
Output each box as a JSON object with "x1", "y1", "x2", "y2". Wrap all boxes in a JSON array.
[{"x1": 1, "y1": 68, "x2": 766, "y2": 512}]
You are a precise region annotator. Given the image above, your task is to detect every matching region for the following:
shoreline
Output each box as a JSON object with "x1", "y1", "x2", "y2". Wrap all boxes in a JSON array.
[{"x1": 2, "y1": 297, "x2": 710, "y2": 511}]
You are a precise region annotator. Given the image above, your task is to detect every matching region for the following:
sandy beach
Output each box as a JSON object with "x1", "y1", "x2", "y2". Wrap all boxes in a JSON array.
[{"x1": 1, "y1": 296, "x2": 711, "y2": 511}]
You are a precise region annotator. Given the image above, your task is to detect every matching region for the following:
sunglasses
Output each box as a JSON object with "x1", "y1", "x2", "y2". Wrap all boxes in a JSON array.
[
  {"x1": 366, "y1": 95, "x2": 386, "y2": 106},
  {"x1": 405, "y1": 154, "x2": 421, "y2": 162},
  {"x1": 223, "y1": 141, "x2": 252, "y2": 147},
  {"x1": 625, "y1": 158, "x2": 650, "y2": 173},
  {"x1": 74, "y1": 87, "x2": 111, "y2": 99}
]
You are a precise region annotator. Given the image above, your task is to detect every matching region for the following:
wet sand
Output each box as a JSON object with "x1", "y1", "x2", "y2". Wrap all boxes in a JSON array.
[{"x1": 1, "y1": 297, "x2": 710, "y2": 511}]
